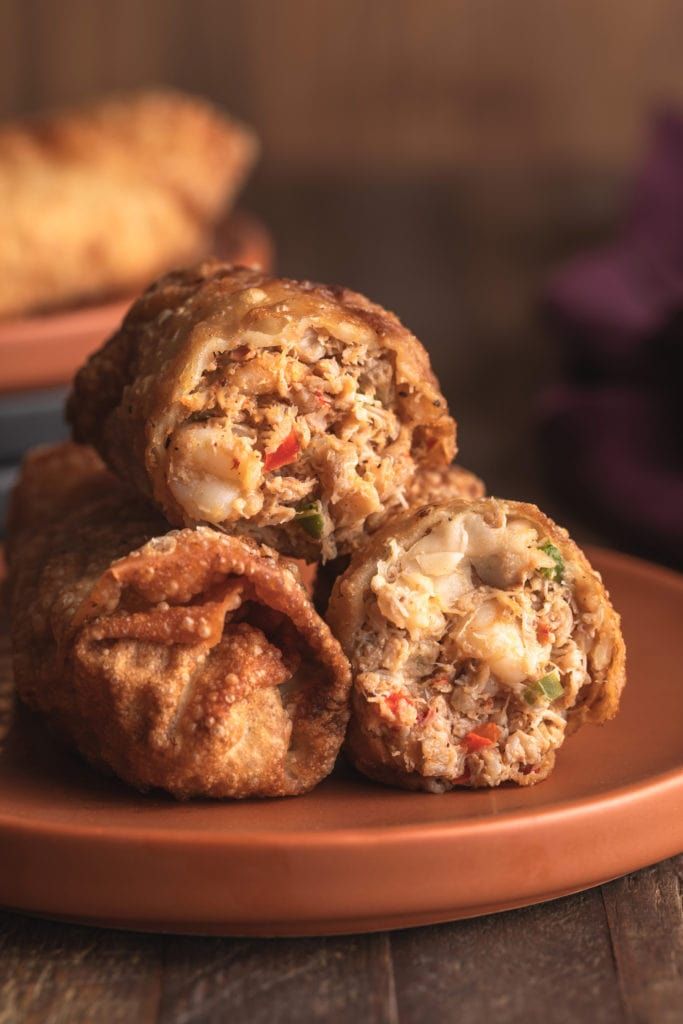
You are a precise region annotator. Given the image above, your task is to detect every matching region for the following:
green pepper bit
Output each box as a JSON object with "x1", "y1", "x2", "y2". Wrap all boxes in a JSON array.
[
  {"x1": 294, "y1": 501, "x2": 325, "y2": 539},
  {"x1": 524, "y1": 670, "x2": 564, "y2": 705},
  {"x1": 538, "y1": 541, "x2": 565, "y2": 583}
]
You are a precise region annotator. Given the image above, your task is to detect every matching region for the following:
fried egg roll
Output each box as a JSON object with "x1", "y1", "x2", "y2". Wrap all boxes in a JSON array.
[
  {"x1": 0, "y1": 90, "x2": 257, "y2": 318},
  {"x1": 328, "y1": 497, "x2": 625, "y2": 791},
  {"x1": 69, "y1": 262, "x2": 456, "y2": 561},
  {"x1": 7, "y1": 444, "x2": 351, "y2": 799}
]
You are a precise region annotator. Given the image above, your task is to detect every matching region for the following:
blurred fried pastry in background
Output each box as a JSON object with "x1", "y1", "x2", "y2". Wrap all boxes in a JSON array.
[{"x1": 0, "y1": 90, "x2": 258, "y2": 319}]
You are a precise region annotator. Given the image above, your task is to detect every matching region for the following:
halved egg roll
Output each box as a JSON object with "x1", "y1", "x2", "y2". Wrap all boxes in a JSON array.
[
  {"x1": 68, "y1": 262, "x2": 456, "y2": 561},
  {"x1": 7, "y1": 443, "x2": 351, "y2": 799},
  {"x1": 328, "y1": 497, "x2": 626, "y2": 791}
]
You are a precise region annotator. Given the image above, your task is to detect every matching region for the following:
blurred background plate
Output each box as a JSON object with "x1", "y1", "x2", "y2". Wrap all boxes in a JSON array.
[{"x1": 0, "y1": 210, "x2": 274, "y2": 393}]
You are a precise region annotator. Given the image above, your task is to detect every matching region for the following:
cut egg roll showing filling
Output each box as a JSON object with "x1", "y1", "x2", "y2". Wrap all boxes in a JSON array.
[
  {"x1": 7, "y1": 443, "x2": 351, "y2": 799},
  {"x1": 68, "y1": 261, "x2": 456, "y2": 561},
  {"x1": 328, "y1": 497, "x2": 626, "y2": 791}
]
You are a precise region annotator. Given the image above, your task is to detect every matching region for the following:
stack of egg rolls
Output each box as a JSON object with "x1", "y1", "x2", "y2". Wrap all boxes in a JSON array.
[{"x1": 8, "y1": 260, "x2": 626, "y2": 797}]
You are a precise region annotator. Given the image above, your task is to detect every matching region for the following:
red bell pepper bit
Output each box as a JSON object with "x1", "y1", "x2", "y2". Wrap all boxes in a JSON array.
[
  {"x1": 264, "y1": 431, "x2": 300, "y2": 472},
  {"x1": 536, "y1": 621, "x2": 551, "y2": 644},
  {"x1": 384, "y1": 692, "x2": 413, "y2": 720},
  {"x1": 464, "y1": 723, "x2": 501, "y2": 753}
]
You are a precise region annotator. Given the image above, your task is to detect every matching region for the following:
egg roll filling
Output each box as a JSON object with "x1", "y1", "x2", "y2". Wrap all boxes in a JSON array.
[
  {"x1": 351, "y1": 505, "x2": 614, "y2": 788},
  {"x1": 165, "y1": 302, "x2": 432, "y2": 559}
]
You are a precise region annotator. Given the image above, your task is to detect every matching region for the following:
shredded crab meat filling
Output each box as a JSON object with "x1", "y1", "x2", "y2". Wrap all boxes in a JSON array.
[
  {"x1": 165, "y1": 307, "x2": 414, "y2": 557},
  {"x1": 357, "y1": 507, "x2": 612, "y2": 786}
]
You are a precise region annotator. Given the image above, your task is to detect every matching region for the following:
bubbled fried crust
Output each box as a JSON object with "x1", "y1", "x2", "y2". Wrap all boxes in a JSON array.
[
  {"x1": 314, "y1": 463, "x2": 486, "y2": 616},
  {"x1": 403, "y1": 463, "x2": 485, "y2": 507},
  {"x1": 5, "y1": 442, "x2": 108, "y2": 557},
  {"x1": 328, "y1": 497, "x2": 626, "y2": 792},
  {"x1": 68, "y1": 261, "x2": 457, "y2": 559},
  {"x1": 7, "y1": 443, "x2": 351, "y2": 799},
  {"x1": 0, "y1": 91, "x2": 258, "y2": 318}
]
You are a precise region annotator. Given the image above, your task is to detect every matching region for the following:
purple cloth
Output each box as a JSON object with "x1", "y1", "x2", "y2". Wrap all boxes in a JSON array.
[{"x1": 543, "y1": 113, "x2": 683, "y2": 565}]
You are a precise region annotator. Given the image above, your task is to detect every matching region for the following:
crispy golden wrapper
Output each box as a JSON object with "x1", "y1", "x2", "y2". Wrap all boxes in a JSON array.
[
  {"x1": 314, "y1": 463, "x2": 486, "y2": 616},
  {"x1": 69, "y1": 262, "x2": 457, "y2": 561},
  {"x1": 328, "y1": 497, "x2": 626, "y2": 792},
  {"x1": 0, "y1": 90, "x2": 258, "y2": 318},
  {"x1": 403, "y1": 463, "x2": 485, "y2": 506},
  {"x1": 7, "y1": 444, "x2": 351, "y2": 799}
]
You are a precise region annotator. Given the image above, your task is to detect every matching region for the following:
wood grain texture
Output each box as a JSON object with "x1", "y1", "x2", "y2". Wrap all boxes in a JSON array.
[
  {"x1": 2, "y1": 0, "x2": 683, "y2": 174},
  {"x1": 0, "y1": 912, "x2": 161, "y2": 1024},
  {"x1": 1, "y1": 864, "x2": 682, "y2": 1023},
  {"x1": 603, "y1": 856, "x2": 683, "y2": 1024},
  {"x1": 391, "y1": 888, "x2": 625, "y2": 1024},
  {"x1": 157, "y1": 933, "x2": 397, "y2": 1024}
]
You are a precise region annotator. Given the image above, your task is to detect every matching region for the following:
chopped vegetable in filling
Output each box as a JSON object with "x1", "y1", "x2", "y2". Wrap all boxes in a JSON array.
[
  {"x1": 165, "y1": 314, "x2": 424, "y2": 558},
  {"x1": 355, "y1": 506, "x2": 611, "y2": 788}
]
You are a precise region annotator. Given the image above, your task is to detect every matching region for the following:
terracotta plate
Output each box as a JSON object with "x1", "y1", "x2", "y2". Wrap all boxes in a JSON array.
[
  {"x1": 0, "y1": 547, "x2": 681, "y2": 937},
  {"x1": 0, "y1": 210, "x2": 275, "y2": 392}
]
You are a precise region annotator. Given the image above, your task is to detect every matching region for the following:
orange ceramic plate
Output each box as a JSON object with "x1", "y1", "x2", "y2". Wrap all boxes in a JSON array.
[
  {"x1": 0, "y1": 210, "x2": 275, "y2": 392},
  {"x1": 0, "y1": 547, "x2": 681, "y2": 936}
]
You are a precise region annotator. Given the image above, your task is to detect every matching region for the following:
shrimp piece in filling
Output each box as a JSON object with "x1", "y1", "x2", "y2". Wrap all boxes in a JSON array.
[{"x1": 328, "y1": 497, "x2": 626, "y2": 791}]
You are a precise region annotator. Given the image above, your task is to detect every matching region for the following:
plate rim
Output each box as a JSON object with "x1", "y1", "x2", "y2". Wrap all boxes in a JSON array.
[{"x1": 0, "y1": 763, "x2": 681, "y2": 847}]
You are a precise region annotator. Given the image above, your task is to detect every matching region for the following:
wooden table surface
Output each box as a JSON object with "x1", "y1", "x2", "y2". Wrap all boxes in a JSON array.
[{"x1": 2, "y1": 177, "x2": 682, "y2": 1023}]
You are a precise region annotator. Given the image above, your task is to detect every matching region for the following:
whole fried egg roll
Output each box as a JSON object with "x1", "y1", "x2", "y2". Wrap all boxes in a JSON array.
[
  {"x1": 7, "y1": 444, "x2": 351, "y2": 799},
  {"x1": 68, "y1": 262, "x2": 456, "y2": 561},
  {"x1": 0, "y1": 91, "x2": 258, "y2": 319},
  {"x1": 328, "y1": 497, "x2": 626, "y2": 791}
]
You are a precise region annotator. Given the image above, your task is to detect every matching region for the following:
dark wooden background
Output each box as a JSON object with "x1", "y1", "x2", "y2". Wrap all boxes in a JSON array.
[
  {"x1": 1, "y1": 2, "x2": 682, "y2": 1021},
  {"x1": 2, "y1": 0, "x2": 683, "y2": 179}
]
